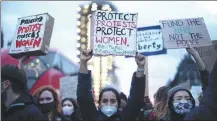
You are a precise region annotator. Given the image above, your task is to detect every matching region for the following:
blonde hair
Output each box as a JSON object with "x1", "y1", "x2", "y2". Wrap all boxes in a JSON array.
[
  {"x1": 153, "y1": 101, "x2": 169, "y2": 120},
  {"x1": 152, "y1": 86, "x2": 170, "y2": 120}
]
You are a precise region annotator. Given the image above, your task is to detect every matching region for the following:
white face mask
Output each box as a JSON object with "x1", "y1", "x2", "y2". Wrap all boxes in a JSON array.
[
  {"x1": 101, "y1": 106, "x2": 117, "y2": 117},
  {"x1": 62, "y1": 106, "x2": 74, "y2": 116}
]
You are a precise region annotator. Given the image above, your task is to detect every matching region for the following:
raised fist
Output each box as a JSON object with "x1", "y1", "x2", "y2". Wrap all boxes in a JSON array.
[
  {"x1": 80, "y1": 49, "x2": 93, "y2": 63},
  {"x1": 135, "y1": 53, "x2": 146, "y2": 68}
]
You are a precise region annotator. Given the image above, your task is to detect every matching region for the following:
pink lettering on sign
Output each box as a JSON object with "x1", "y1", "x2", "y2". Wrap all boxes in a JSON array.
[
  {"x1": 17, "y1": 23, "x2": 43, "y2": 34},
  {"x1": 95, "y1": 36, "x2": 128, "y2": 46}
]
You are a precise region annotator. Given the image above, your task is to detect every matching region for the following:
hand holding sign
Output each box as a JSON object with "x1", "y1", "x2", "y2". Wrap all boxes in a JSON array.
[
  {"x1": 186, "y1": 42, "x2": 206, "y2": 70},
  {"x1": 18, "y1": 56, "x2": 30, "y2": 69},
  {"x1": 186, "y1": 42, "x2": 199, "y2": 57}
]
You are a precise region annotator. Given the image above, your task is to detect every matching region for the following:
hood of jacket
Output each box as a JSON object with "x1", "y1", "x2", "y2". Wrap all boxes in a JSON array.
[
  {"x1": 167, "y1": 86, "x2": 195, "y2": 120},
  {"x1": 6, "y1": 93, "x2": 36, "y2": 112}
]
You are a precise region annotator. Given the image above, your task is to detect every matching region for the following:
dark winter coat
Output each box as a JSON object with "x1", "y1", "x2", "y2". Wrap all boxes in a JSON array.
[
  {"x1": 184, "y1": 60, "x2": 217, "y2": 120},
  {"x1": 77, "y1": 71, "x2": 146, "y2": 121},
  {"x1": 159, "y1": 69, "x2": 209, "y2": 121},
  {"x1": 54, "y1": 112, "x2": 70, "y2": 121},
  {"x1": 2, "y1": 93, "x2": 48, "y2": 121}
]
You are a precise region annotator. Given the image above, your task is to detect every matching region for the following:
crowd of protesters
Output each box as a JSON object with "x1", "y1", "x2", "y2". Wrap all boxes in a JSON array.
[{"x1": 1, "y1": 40, "x2": 217, "y2": 121}]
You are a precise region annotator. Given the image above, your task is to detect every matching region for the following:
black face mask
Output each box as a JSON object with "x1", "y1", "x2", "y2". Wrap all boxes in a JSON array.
[{"x1": 39, "y1": 102, "x2": 55, "y2": 113}]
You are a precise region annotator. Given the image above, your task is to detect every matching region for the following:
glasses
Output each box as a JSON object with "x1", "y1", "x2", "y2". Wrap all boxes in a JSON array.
[{"x1": 39, "y1": 97, "x2": 52, "y2": 101}]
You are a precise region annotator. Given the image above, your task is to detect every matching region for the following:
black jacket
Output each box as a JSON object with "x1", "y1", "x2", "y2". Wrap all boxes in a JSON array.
[
  {"x1": 54, "y1": 112, "x2": 70, "y2": 121},
  {"x1": 2, "y1": 93, "x2": 48, "y2": 121},
  {"x1": 159, "y1": 69, "x2": 209, "y2": 121},
  {"x1": 77, "y1": 71, "x2": 146, "y2": 121},
  {"x1": 184, "y1": 61, "x2": 217, "y2": 120}
]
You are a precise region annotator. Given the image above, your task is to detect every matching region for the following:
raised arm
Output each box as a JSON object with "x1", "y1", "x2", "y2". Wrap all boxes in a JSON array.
[
  {"x1": 122, "y1": 53, "x2": 146, "y2": 120},
  {"x1": 77, "y1": 50, "x2": 98, "y2": 120},
  {"x1": 186, "y1": 45, "x2": 208, "y2": 91}
]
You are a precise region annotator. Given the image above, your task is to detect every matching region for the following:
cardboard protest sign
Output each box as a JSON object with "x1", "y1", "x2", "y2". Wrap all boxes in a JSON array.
[
  {"x1": 160, "y1": 17, "x2": 212, "y2": 49},
  {"x1": 137, "y1": 25, "x2": 167, "y2": 56},
  {"x1": 60, "y1": 75, "x2": 78, "y2": 100},
  {"x1": 90, "y1": 10, "x2": 138, "y2": 56},
  {"x1": 9, "y1": 13, "x2": 54, "y2": 59},
  {"x1": 194, "y1": 40, "x2": 217, "y2": 72}
]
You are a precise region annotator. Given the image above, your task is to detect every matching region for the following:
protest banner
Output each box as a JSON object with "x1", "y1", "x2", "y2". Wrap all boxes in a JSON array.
[
  {"x1": 137, "y1": 25, "x2": 167, "y2": 56},
  {"x1": 60, "y1": 75, "x2": 78, "y2": 100},
  {"x1": 159, "y1": 17, "x2": 212, "y2": 49},
  {"x1": 194, "y1": 40, "x2": 217, "y2": 72},
  {"x1": 90, "y1": 10, "x2": 138, "y2": 56},
  {"x1": 9, "y1": 13, "x2": 54, "y2": 59}
]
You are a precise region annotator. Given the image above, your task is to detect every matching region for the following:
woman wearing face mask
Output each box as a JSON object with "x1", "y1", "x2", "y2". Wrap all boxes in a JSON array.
[
  {"x1": 160, "y1": 86, "x2": 196, "y2": 121},
  {"x1": 61, "y1": 98, "x2": 82, "y2": 121},
  {"x1": 77, "y1": 50, "x2": 146, "y2": 121},
  {"x1": 34, "y1": 86, "x2": 69, "y2": 121},
  {"x1": 159, "y1": 44, "x2": 209, "y2": 121}
]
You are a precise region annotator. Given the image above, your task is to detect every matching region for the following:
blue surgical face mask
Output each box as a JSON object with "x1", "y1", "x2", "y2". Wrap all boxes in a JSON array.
[
  {"x1": 173, "y1": 99, "x2": 193, "y2": 115},
  {"x1": 101, "y1": 106, "x2": 117, "y2": 117}
]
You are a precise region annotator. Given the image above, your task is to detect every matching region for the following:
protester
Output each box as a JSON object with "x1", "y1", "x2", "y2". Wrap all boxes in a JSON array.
[
  {"x1": 157, "y1": 45, "x2": 209, "y2": 121},
  {"x1": 77, "y1": 50, "x2": 146, "y2": 120},
  {"x1": 184, "y1": 59, "x2": 217, "y2": 120},
  {"x1": 34, "y1": 86, "x2": 69, "y2": 121},
  {"x1": 186, "y1": 44, "x2": 209, "y2": 91},
  {"x1": 119, "y1": 92, "x2": 127, "y2": 112},
  {"x1": 142, "y1": 86, "x2": 170, "y2": 121},
  {"x1": 137, "y1": 96, "x2": 153, "y2": 120},
  {"x1": 61, "y1": 98, "x2": 82, "y2": 121},
  {"x1": 1, "y1": 58, "x2": 48, "y2": 120}
]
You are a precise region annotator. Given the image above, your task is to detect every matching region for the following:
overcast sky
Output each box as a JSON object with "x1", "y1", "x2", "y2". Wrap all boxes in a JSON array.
[{"x1": 2, "y1": 1, "x2": 217, "y2": 101}]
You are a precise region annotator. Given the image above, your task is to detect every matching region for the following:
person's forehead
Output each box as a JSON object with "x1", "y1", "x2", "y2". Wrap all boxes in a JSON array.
[
  {"x1": 102, "y1": 91, "x2": 117, "y2": 99},
  {"x1": 174, "y1": 90, "x2": 190, "y2": 97},
  {"x1": 40, "y1": 90, "x2": 53, "y2": 98},
  {"x1": 64, "y1": 100, "x2": 73, "y2": 105}
]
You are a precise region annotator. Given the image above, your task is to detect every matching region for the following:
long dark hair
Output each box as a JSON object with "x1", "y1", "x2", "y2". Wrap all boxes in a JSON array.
[
  {"x1": 98, "y1": 87, "x2": 121, "y2": 108},
  {"x1": 153, "y1": 86, "x2": 170, "y2": 120},
  {"x1": 61, "y1": 98, "x2": 81, "y2": 120},
  {"x1": 61, "y1": 98, "x2": 79, "y2": 110}
]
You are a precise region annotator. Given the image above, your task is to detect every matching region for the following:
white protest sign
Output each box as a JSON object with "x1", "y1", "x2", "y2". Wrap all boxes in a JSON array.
[
  {"x1": 60, "y1": 75, "x2": 78, "y2": 100},
  {"x1": 9, "y1": 13, "x2": 54, "y2": 59},
  {"x1": 190, "y1": 86, "x2": 202, "y2": 106},
  {"x1": 137, "y1": 25, "x2": 166, "y2": 56},
  {"x1": 160, "y1": 17, "x2": 212, "y2": 49},
  {"x1": 90, "y1": 10, "x2": 138, "y2": 56},
  {"x1": 194, "y1": 40, "x2": 217, "y2": 72}
]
